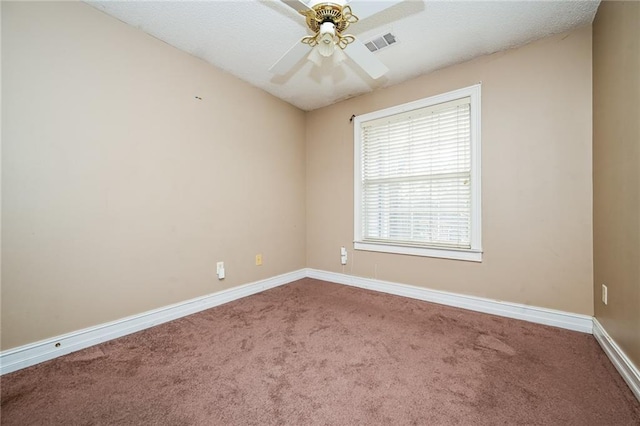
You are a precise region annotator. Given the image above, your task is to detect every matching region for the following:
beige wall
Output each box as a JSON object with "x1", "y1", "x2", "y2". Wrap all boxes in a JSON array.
[
  {"x1": 306, "y1": 27, "x2": 594, "y2": 315},
  {"x1": 1, "y1": 2, "x2": 598, "y2": 353},
  {"x1": 1, "y1": 2, "x2": 306, "y2": 350},
  {"x1": 593, "y1": 1, "x2": 640, "y2": 367}
]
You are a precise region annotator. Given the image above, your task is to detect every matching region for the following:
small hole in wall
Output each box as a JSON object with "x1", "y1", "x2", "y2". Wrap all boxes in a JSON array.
[
  {"x1": 55, "y1": 342, "x2": 61, "y2": 348},
  {"x1": 195, "y1": 96, "x2": 202, "y2": 100}
]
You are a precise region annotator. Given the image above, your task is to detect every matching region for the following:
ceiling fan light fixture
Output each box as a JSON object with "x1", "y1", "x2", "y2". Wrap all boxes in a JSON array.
[
  {"x1": 317, "y1": 21, "x2": 337, "y2": 57},
  {"x1": 317, "y1": 37, "x2": 336, "y2": 57}
]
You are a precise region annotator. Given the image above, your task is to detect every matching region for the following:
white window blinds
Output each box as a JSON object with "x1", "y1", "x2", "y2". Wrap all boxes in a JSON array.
[{"x1": 360, "y1": 97, "x2": 472, "y2": 249}]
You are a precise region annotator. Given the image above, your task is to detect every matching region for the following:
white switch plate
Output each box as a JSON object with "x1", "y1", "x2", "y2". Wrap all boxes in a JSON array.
[
  {"x1": 216, "y1": 261, "x2": 225, "y2": 280},
  {"x1": 602, "y1": 284, "x2": 607, "y2": 305}
]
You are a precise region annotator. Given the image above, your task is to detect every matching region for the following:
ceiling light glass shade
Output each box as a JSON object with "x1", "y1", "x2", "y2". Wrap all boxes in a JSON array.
[
  {"x1": 318, "y1": 36, "x2": 336, "y2": 57},
  {"x1": 318, "y1": 22, "x2": 337, "y2": 57}
]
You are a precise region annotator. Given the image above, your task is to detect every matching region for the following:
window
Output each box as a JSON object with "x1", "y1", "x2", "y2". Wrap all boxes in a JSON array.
[{"x1": 354, "y1": 85, "x2": 482, "y2": 262}]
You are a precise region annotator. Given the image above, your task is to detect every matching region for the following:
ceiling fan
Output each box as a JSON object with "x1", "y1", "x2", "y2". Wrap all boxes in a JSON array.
[{"x1": 270, "y1": 0, "x2": 403, "y2": 80}]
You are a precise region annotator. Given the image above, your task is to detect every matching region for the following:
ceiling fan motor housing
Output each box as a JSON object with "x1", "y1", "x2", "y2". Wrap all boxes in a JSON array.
[{"x1": 304, "y1": 2, "x2": 355, "y2": 34}]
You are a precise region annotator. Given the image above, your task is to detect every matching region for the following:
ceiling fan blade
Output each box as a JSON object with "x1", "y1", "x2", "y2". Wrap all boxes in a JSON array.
[
  {"x1": 344, "y1": 39, "x2": 389, "y2": 79},
  {"x1": 348, "y1": 0, "x2": 404, "y2": 20},
  {"x1": 281, "y1": 0, "x2": 313, "y2": 14},
  {"x1": 269, "y1": 41, "x2": 310, "y2": 75}
]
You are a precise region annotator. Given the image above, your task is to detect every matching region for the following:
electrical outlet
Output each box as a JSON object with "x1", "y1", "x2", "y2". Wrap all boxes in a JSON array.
[
  {"x1": 602, "y1": 284, "x2": 608, "y2": 305},
  {"x1": 255, "y1": 254, "x2": 262, "y2": 266}
]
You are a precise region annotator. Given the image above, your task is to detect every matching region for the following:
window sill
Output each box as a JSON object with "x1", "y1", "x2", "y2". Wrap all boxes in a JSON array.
[{"x1": 354, "y1": 241, "x2": 483, "y2": 262}]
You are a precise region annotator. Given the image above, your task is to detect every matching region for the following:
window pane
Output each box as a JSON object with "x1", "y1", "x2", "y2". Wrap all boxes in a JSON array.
[{"x1": 361, "y1": 100, "x2": 472, "y2": 249}]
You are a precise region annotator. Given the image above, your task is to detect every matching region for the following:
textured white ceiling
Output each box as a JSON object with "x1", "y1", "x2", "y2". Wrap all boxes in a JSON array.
[{"x1": 88, "y1": 0, "x2": 599, "y2": 111}]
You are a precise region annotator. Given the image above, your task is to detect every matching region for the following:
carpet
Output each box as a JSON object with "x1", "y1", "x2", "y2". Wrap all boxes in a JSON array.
[{"x1": 2, "y1": 278, "x2": 639, "y2": 425}]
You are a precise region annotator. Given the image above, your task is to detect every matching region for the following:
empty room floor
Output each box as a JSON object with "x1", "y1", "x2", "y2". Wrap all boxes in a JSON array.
[{"x1": 1, "y1": 278, "x2": 639, "y2": 425}]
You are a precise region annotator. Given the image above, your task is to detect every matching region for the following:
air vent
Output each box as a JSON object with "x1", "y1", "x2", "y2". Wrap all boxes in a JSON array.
[{"x1": 365, "y1": 32, "x2": 398, "y2": 53}]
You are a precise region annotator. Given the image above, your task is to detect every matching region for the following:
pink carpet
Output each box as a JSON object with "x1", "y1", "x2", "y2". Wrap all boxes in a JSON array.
[{"x1": 2, "y1": 278, "x2": 639, "y2": 424}]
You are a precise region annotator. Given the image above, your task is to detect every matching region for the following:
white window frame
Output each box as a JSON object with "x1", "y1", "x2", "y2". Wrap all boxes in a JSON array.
[{"x1": 354, "y1": 84, "x2": 482, "y2": 262}]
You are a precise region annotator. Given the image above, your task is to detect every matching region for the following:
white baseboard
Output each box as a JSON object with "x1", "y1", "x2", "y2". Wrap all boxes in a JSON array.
[
  {"x1": 4, "y1": 267, "x2": 637, "y2": 405},
  {"x1": 0, "y1": 267, "x2": 598, "y2": 376},
  {"x1": 306, "y1": 269, "x2": 593, "y2": 334},
  {"x1": 0, "y1": 269, "x2": 306, "y2": 375},
  {"x1": 592, "y1": 318, "x2": 640, "y2": 402}
]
